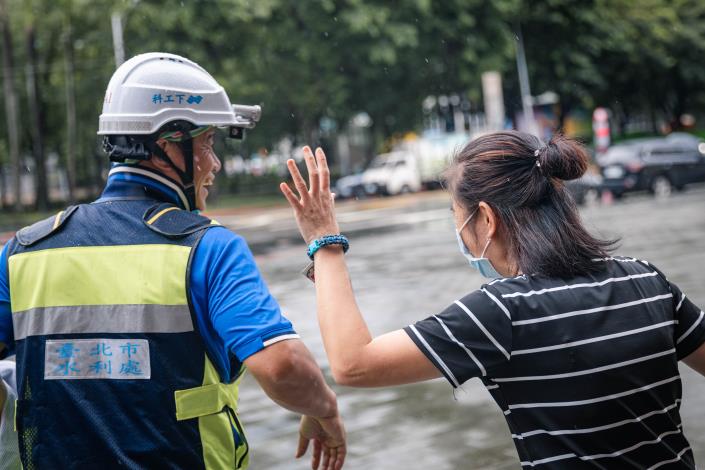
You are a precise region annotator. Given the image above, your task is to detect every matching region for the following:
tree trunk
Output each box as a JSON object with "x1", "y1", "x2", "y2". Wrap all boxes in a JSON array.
[
  {"x1": 63, "y1": 19, "x2": 77, "y2": 202},
  {"x1": 26, "y1": 24, "x2": 49, "y2": 210},
  {"x1": 669, "y1": 68, "x2": 687, "y2": 131},
  {"x1": 647, "y1": 101, "x2": 659, "y2": 135},
  {"x1": 0, "y1": 160, "x2": 5, "y2": 209},
  {"x1": 557, "y1": 98, "x2": 573, "y2": 132},
  {"x1": 0, "y1": 0, "x2": 22, "y2": 211}
]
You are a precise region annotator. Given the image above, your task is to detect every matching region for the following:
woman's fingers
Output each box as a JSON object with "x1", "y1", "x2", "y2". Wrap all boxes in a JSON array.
[
  {"x1": 287, "y1": 159, "x2": 310, "y2": 201},
  {"x1": 304, "y1": 146, "x2": 320, "y2": 195},
  {"x1": 280, "y1": 182, "x2": 302, "y2": 211},
  {"x1": 315, "y1": 147, "x2": 330, "y2": 192}
]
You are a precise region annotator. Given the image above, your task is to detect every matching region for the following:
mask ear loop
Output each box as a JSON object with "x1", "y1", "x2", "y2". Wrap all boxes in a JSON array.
[
  {"x1": 458, "y1": 207, "x2": 478, "y2": 233},
  {"x1": 479, "y1": 237, "x2": 492, "y2": 258}
]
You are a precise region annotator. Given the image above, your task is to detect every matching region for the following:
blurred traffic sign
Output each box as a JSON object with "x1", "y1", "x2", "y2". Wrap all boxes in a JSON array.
[{"x1": 593, "y1": 107, "x2": 611, "y2": 154}]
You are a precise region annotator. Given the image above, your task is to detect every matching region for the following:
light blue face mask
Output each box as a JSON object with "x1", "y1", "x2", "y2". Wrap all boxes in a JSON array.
[{"x1": 455, "y1": 208, "x2": 503, "y2": 279}]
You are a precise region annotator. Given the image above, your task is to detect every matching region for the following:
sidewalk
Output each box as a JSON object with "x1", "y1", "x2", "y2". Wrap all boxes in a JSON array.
[{"x1": 209, "y1": 190, "x2": 450, "y2": 254}]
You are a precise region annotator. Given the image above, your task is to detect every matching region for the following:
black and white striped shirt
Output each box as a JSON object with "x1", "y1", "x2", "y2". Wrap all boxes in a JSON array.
[{"x1": 405, "y1": 256, "x2": 704, "y2": 469}]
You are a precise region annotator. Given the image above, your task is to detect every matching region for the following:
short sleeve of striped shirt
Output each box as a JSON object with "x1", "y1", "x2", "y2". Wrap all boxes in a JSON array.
[
  {"x1": 670, "y1": 281, "x2": 705, "y2": 359},
  {"x1": 404, "y1": 288, "x2": 512, "y2": 387}
]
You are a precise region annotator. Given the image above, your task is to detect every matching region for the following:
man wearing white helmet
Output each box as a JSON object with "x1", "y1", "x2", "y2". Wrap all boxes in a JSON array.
[{"x1": 0, "y1": 53, "x2": 345, "y2": 469}]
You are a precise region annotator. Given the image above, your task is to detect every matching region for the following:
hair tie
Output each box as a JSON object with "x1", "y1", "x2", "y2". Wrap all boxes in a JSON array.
[{"x1": 533, "y1": 147, "x2": 544, "y2": 168}]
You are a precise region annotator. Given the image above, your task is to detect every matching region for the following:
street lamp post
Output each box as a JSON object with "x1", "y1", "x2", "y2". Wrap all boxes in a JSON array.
[
  {"x1": 515, "y1": 22, "x2": 539, "y2": 136},
  {"x1": 111, "y1": 11, "x2": 125, "y2": 67}
]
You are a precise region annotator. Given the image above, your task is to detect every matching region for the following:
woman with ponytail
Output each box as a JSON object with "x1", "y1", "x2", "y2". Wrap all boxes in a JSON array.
[{"x1": 281, "y1": 131, "x2": 705, "y2": 469}]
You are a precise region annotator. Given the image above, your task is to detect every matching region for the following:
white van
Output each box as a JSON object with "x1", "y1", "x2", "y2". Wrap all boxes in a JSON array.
[{"x1": 361, "y1": 151, "x2": 422, "y2": 196}]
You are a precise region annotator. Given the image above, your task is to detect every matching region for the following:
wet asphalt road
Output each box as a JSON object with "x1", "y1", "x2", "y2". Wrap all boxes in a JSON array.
[{"x1": 235, "y1": 185, "x2": 705, "y2": 469}]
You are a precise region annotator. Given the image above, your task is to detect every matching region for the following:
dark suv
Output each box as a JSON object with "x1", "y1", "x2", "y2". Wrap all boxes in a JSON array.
[{"x1": 598, "y1": 134, "x2": 705, "y2": 197}]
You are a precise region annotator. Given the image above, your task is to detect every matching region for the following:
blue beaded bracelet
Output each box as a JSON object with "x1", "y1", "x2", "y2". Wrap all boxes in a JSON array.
[{"x1": 307, "y1": 234, "x2": 350, "y2": 260}]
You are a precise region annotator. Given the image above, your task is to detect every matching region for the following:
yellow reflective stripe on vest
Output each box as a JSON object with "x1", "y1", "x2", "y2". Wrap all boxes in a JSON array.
[
  {"x1": 146, "y1": 207, "x2": 180, "y2": 225},
  {"x1": 52, "y1": 211, "x2": 65, "y2": 230},
  {"x1": 174, "y1": 381, "x2": 240, "y2": 421},
  {"x1": 175, "y1": 357, "x2": 248, "y2": 469},
  {"x1": 9, "y1": 244, "x2": 190, "y2": 312}
]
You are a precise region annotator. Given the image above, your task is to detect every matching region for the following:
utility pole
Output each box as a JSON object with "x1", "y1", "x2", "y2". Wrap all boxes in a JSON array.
[
  {"x1": 111, "y1": 12, "x2": 125, "y2": 67},
  {"x1": 515, "y1": 22, "x2": 538, "y2": 136}
]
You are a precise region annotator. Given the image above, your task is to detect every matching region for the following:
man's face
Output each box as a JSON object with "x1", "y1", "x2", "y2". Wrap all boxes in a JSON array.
[{"x1": 192, "y1": 129, "x2": 221, "y2": 211}]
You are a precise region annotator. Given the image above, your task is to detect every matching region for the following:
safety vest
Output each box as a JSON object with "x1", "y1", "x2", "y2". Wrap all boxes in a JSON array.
[{"x1": 6, "y1": 199, "x2": 249, "y2": 469}]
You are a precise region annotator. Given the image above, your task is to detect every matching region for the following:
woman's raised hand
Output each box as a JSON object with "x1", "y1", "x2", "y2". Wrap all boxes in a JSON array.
[{"x1": 280, "y1": 146, "x2": 341, "y2": 244}]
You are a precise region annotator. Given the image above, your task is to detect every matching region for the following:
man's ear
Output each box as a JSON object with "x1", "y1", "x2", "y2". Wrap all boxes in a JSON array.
[{"x1": 152, "y1": 139, "x2": 184, "y2": 172}]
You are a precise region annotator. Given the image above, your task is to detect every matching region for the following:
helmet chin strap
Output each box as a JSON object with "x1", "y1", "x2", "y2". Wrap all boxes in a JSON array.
[{"x1": 149, "y1": 135, "x2": 196, "y2": 211}]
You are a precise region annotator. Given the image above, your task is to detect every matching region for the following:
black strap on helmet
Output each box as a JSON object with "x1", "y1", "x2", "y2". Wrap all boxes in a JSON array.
[
  {"x1": 146, "y1": 121, "x2": 197, "y2": 211},
  {"x1": 103, "y1": 120, "x2": 211, "y2": 211},
  {"x1": 103, "y1": 135, "x2": 152, "y2": 161}
]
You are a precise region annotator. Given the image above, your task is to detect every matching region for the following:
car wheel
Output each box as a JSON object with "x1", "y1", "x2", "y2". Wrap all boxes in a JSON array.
[
  {"x1": 400, "y1": 184, "x2": 412, "y2": 194},
  {"x1": 650, "y1": 175, "x2": 672, "y2": 198}
]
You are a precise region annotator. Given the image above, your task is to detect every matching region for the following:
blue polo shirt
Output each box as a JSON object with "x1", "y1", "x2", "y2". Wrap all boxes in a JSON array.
[{"x1": 0, "y1": 167, "x2": 297, "y2": 382}]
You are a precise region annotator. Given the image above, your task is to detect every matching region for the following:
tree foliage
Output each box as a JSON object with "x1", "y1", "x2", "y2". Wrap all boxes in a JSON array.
[{"x1": 1, "y1": 0, "x2": 704, "y2": 207}]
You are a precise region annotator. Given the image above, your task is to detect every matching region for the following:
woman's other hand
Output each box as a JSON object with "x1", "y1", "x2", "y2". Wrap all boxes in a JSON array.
[{"x1": 280, "y1": 146, "x2": 340, "y2": 244}]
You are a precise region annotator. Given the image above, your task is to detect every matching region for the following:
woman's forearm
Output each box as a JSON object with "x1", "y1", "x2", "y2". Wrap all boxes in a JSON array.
[
  {"x1": 282, "y1": 148, "x2": 441, "y2": 388},
  {"x1": 314, "y1": 246, "x2": 373, "y2": 383}
]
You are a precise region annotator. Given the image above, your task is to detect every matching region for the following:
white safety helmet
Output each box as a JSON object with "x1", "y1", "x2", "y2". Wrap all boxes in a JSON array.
[
  {"x1": 98, "y1": 52, "x2": 260, "y2": 136},
  {"x1": 98, "y1": 52, "x2": 261, "y2": 211}
]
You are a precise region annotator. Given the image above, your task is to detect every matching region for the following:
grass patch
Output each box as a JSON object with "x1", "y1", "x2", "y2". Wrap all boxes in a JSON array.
[
  {"x1": 0, "y1": 210, "x2": 54, "y2": 233},
  {"x1": 686, "y1": 129, "x2": 705, "y2": 140},
  {"x1": 208, "y1": 193, "x2": 287, "y2": 211}
]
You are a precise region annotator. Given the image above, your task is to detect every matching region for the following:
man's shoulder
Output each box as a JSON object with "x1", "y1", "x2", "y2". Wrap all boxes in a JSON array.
[
  {"x1": 143, "y1": 203, "x2": 219, "y2": 238},
  {"x1": 195, "y1": 225, "x2": 247, "y2": 255},
  {"x1": 13, "y1": 206, "x2": 79, "y2": 248}
]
